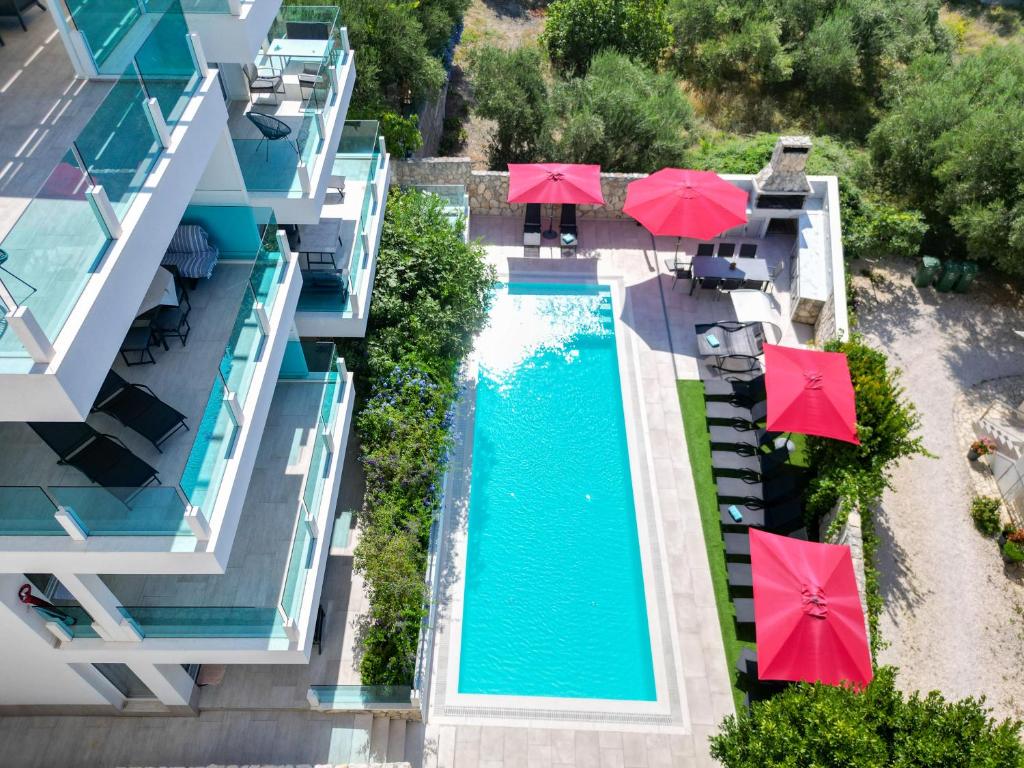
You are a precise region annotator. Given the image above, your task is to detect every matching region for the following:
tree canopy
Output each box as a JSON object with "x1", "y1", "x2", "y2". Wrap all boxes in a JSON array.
[{"x1": 869, "y1": 45, "x2": 1024, "y2": 275}]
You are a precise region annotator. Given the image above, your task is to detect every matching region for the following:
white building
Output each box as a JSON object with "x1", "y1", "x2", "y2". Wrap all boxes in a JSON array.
[{"x1": 0, "y1": 0, "x2": 390, "y2": 711}]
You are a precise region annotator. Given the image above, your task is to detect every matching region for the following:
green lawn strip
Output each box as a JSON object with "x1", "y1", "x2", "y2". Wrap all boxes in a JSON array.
[{"x1": 676, "y1": 380, "x2": 755, "y2": 710}]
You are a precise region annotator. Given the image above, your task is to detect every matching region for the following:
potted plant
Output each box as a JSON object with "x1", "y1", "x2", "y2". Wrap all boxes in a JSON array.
[
  {"x1": 968, "y1": 436, "x2": 996, "y2": 461},
  {"x1": 1002, "y1": 529, "x2": 1024, "y2": 564},
  {"x1": 970, "y1": 496, "x2": 1002, "y2": 537}
]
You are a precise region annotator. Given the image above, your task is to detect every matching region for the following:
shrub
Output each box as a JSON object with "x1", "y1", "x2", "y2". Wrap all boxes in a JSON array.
[
  {"x1": 542, "y1": 0, "x2": 671, "y2": 76},
  {"x1": 346, "y1": 190, "x2": 496, "y2": 684},
  {"x1": 1003, "y1": 539, "x2": 1024, "y2": 564},
  {"x1": 710, "y1": 666, "x2": 1024, "y2": 767},
  {"x1": 971, "y1": 496, "x2": 1002, "y2": 537},
  {"x1": 379, "y1": 112, "x2": 424, "y2": 159}
]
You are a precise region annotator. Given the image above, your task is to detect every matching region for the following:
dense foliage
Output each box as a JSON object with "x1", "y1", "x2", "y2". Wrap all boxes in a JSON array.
[
  {"x1": 710, "y1": 666, "x2": 1024, "y2": 767},
  {"x1": 347, "y1": 190, "x2": 495, "y2": 684},
  {"x1": 548, "y1": 51, "x2": 696, "y2": 171},
  {"x1": 971, "y1": 496, "x2": 1002, "y2": 538},
  {"x1": 870, "y1": 45, "x2": 1024, "y2": 275},
  {"x1": 667, "y1": 0, "x2": 950, "y2": 135},
  {"x1": 542, "y1": 0, "x2": 671, "y2": 76},
  {"x1": 468, "y1": 46, "x2": 551, "y2": 167}
]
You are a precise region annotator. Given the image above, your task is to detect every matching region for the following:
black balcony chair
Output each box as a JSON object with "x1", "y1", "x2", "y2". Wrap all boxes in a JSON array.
[
  {"x1": 154, "y1": 304, "x2": 191, "y2": 347},
  {"x1": 243, "y1": 63, "x2": 284, "y2": 105},
  {"x1": 0, "y1": 0, "x2": 46, "y2": 31},
  {"x1": 246, "y1": 112, "x2": 296, "y2": 161},
  {"x1": 92, "y1": 371, "x2": 189, "y2": 453},
  {"x1": 703, "y1": 374, "x2": 766, "y2": 404},
  {"x1": 286, "y1": 21, "x2": 331, "y2": 40},
  {"x1": 120, "y1": 311, "x2": 165, "y2": 366},
  {"x1": 28, "y1": 422, "x2": 159, "y2": 492}
]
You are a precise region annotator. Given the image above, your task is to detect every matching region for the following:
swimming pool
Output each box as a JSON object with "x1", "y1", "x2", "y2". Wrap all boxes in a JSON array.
[{"x1": 458, "y1": 282, "x2": 656, "y2": 701}]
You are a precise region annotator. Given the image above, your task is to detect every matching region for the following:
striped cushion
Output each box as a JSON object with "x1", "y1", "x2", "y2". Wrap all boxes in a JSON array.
[{"x1": 163, "y1": 225, "x2": 219, "y2": 279}]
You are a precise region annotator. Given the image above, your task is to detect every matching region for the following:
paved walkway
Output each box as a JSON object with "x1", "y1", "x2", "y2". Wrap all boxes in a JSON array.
[{"x1": 856, "y1": 261, "x2": 1024, "y2": 720}]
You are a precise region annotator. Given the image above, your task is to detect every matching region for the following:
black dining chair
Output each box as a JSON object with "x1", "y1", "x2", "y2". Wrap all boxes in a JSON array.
[
  {"x1": 739, "y1": 243, "x2": 758, "y2": 258},
  {"x1": 717, "y1": 242, "x2": 736, "y2": 258},
  {"x1": 696, "y1": 243, "x2": 715, "y2": 257},
  {"x1": 716, "y1": 277, "x2": 744, "y2": 300},
  {"x1": 246, "y1": 112, "x2": 296, "y2": 161}
]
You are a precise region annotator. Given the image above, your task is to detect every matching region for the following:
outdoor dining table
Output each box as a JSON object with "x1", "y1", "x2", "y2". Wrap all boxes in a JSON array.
[
  {"x1": 690, "y1": 256, "x2": 771, "y2": 295},
  {"x1": 261, "y1": 38, "x2": 331, "y2": 71}
]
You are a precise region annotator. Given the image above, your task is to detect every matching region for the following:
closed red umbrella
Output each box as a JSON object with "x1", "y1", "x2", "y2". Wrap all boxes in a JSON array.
[
  {"x1": 764, "y1": 344, "x2": 859, "y2": 445},
  {"x1": 750, "y1": 529, "x2": 873, "y2": 687},
  {"x1": 623, "y1": 168, "x2": 748, "y2": 239},
  {"x1": 506, "y1": 163, "x2": 605, "y2": 205}
]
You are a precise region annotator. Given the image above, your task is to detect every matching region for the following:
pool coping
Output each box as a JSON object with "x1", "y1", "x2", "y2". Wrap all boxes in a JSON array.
[{"x1": 428, "y1": 271, "x2": 690, "y2": 728}]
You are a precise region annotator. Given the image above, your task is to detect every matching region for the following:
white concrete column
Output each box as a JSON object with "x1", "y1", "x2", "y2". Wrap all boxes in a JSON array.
[
  {"x1": 8, "y1": 307, "x2": 55, "y2": 364},
  {"x1": 128, "y1": 662, "x2": 195, "y2": 707},
  {"x1": 56, "y1": 573, "x2": 138, "y2": 641}
]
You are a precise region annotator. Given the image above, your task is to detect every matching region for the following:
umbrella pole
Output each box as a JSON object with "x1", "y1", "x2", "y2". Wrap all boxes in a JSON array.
[{"x1": 542, "y1": 203, "x2": 557, "y2": 240}]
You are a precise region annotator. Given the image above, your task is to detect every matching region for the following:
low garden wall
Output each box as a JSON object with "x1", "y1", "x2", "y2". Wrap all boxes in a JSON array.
[{"x1": 822, "y1": 503, "x2": 871, "y2": 643}]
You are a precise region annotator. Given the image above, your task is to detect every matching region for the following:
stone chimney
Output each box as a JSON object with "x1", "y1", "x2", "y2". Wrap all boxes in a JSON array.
[{"x1": 754, "y1": 136, "x2": 812, "y2": 196}]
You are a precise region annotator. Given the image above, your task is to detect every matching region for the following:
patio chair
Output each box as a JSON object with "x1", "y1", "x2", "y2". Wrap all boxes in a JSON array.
[
  {"x1": 243, "y1": 63, "x2": 284, "y2": 105},
  {"x1": 0, "y1": 0, "x2": 45, "y2": 31},
  {"x1": 703, "y1": 374, "x2": 765, "y2": 404},
  {"x1": 739, "y1": 243, "x2": 758, "y2": 258},
  {"x1": 696, "y1": 243, "x2": 715, "y2": 257},
  {"x1": 92, "y1": 371, "x2": 189, "y2": 453},
  {"x1": 327, "y1": 173, "x2": 345, "y2": 200},
  {"x1": 286, "y1": 21, "x2": 331, "y2": 40},
  {"x1": 710, "y1": 354, "x2": 762, "y2": 374},
  {"x1": 706, "y1": 398, "x2": 767, "y2": 425},
  {"x1": 716, "y1": 470, "x2": 801, "y2": 504},
  {"x1": 708, "y1": 421, "x2": 779, "y2": 450},
  {"x1": 766, "y1": 261, "x2": 785, "y2": 294},
  {"x1": 715, "y1": 276, "x2": 744, "y2": 300},
  {"x1": 0, "y1": 248, "x2": 36, "y2": 299},
  {"x1": 299, "y1": 64, "x2": 326, "y2": 106},
  {"x1": 28, "y1": 422, "x2": 160, "y2": 490},
  {"x1": 154, "y1": 305, "x2": 190, "y2": 347},
  {"x1": 717, "y1": 242, "x2": 736, "y2": 258},
  {"x1": 711, "y1": 445, "x2": 788, "y2": 477},
  {"x1": 246, "y1": 112, "x2": 296, "y2": 161},
  {"x1": 523, "y1": 203, "x2": 542, "y2": 247},
  {"x1": 664, "y1": 257, "x2": 692, "y2": 290}
]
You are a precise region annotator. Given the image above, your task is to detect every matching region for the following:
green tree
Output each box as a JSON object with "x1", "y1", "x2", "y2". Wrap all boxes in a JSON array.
[
  {"x1": 542, "y1": 0, "x2": 672, "y2": 76},
  {"x1": 469, "y1": 45, "x2": 551, "y2": 168},
  {"x1": 549, "y1": 51, "x2": 697, "y2": 171},
  {"x1": 869, "y1": 45, "x2": 1024, "y2": 274},
  {"x1": 710, "y1": 667, "x2": 1024, "y2": 767}
]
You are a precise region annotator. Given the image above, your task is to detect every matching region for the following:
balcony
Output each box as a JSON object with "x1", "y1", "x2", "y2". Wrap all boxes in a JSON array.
[
  {"x1": 228, "y1": 8, "x2": 355, "y2": 218},
  {"x1": 293, "y1": 121, "x2": 392, "y2": 338},
  {"x1": 48, "y1": 346, "x2": 353, "y2": 651},
  {"x1": 58, "y1": 0, "x2": 282, "y2": 76},
  {"x1": 0, "y1": 212, "x2": 300, "y2": 571}
]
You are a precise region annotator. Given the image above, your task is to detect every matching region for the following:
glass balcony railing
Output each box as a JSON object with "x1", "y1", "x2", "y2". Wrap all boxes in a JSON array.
[
  {"x1": 278, "y1": 343, "x2": 345, "y2": 627},
  {"x1": 117, "y1": 606, "x2": 288, "y2": 638},
  {"x1": 297, "y1": 122, "x2": 387, "y2": 315},
  {"x1": 48, "y1": 487, "x2": 193, "y2": 536},
  {"x1": 415, "y1": 185, "x2": 470, "y2": 232},
  {"x1": 307, "y1": 685, "x2": 414, "y2": 711},
  {"x1": 0, "y1": 487, "x2": 65, "y2": 535},
  {"x1": 0, "y1": 3, "x2": 202, "y2": 371}
]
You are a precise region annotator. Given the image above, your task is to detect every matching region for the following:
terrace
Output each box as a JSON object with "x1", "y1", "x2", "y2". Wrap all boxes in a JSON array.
[
  {"x1": 24, "y1": 344, "x2": 350, "y2": 647},
  {"x1": 227, "y1": 7, "x2": 354, "y2": 202},
  {"x1": 0, "y1": 5, "x2": 221, "y2": 384},
  {"x1": 0, "y1": 212, "x2": 298, "y2": 564}
]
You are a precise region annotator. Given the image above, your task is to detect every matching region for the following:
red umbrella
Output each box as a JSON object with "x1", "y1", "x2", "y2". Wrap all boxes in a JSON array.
[
  {"x1": 764, "y1": 344, "x2": 859, "y2": 445},
  {"x1": 750, "y1": 529, "x2": 873, "y2": 687},
  {"x1": 623, "y1": 168, "x2": 748, "y2": 239},
  {"x1": 507, "y1": 163, "x2": 605, "y2": 205}
]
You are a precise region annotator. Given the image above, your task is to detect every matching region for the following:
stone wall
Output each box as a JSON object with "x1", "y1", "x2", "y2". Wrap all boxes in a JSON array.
[
  {"x1": 391, "y1": 158, "x2": 644, "y2": 219},
  {"x1": 413, "y1": 78, "x2": 450, "y2": 159},
  {"x1": 822, "y1": 504, "x2": 871, "y2": 642},
  {"x1": 813, "y1": 292, "x2": 838, "y2": 345}
]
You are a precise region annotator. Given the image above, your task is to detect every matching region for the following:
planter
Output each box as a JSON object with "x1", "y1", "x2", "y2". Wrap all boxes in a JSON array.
[{"x1": 968, "y1": 448, "x2": 980, "y2": 461}]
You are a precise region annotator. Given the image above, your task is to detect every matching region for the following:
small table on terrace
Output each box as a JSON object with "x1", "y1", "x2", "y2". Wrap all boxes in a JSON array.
[
  {"x1": 262, "y1": 38, "x2": 331, "y2": 72},
  {"x1": 690, "y1": 256, "x2": 771, "y2": 295}
]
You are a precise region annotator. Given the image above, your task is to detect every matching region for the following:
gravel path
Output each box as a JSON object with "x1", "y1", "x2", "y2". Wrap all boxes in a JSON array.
[{"x1": 855, "y1": 260, "x2": 1024, "y2": 721}]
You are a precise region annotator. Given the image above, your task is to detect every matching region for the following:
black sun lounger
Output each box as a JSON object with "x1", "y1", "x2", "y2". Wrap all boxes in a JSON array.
[
  {"x1": 711, "y1": 446, "x2": 788, "y2": 476},
  {"x1": 734, "y1": 598, "x2": 755, "y2": 624},
  {"x1": 29, "y1": 422, "x2": 159, "y2": 492},
  {"x1": 704, "y1": 375, "x2": 766, "y2": 404},
  {"x1": 724, "y1": 527, "x2": 808, "y2": 558},
  {"x1": 708, "y1": 421, "x2": 780, "y2": 450},
  {"x1": 728, "y1": 562, "x2": 753, "y2": 588},
  {"x1": 93, "y1": 371, "x2": 188, "y2": 452},
  {"x1": 716, "y1": 470, "x2": 801, "y2": 503},
  {"x1": 718, "y1": 498, "x2": 804, "y2": 532},
  {"x1": 706, "y1": 399, "x2": 768, "y2": 425}
]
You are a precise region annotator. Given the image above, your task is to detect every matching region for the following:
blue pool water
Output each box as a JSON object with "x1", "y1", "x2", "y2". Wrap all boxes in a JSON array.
[{"x1": 458, "y1": 283, "x2": 656, "y2": 701}]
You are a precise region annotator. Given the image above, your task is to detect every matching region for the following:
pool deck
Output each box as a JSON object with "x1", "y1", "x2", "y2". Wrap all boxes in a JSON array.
[{"x1": 420, "y1": 215, "x2": 811, "y2": 767}]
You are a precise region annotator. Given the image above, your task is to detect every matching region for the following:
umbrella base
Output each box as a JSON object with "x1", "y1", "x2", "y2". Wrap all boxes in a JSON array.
[{"x1": 542, "y1": 229, "x2": 558, "y2": 240}]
